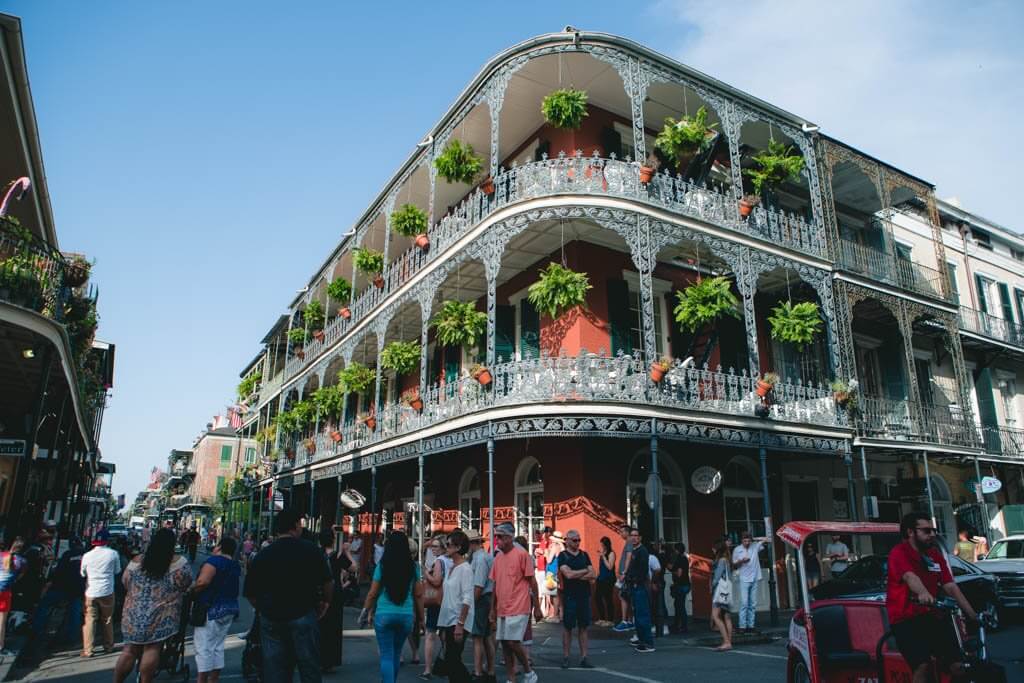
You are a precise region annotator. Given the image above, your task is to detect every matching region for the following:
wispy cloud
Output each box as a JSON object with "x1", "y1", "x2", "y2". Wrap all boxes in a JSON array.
[{"x1": 654, "y1": 0, "x2": 1023, "y2": 227}]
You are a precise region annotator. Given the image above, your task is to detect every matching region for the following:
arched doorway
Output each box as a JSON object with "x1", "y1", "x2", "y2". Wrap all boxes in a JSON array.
[
  {"x1": 514, "y1": 457, "x2": 544, "y2": 556},
  {"x1": 626, "y1": 453, "x2": 687, "y2": 545},
  {"x1": 459, "y1": 467, "x2": 481, "y2": 534}
]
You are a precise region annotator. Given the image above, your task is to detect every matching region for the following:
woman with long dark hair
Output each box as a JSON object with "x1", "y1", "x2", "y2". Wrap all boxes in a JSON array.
[
  {"x1": 191, "y1": 536, "x2": 241, "y2": 683},
  {"x1": 113, "y1": 528, "x2": 193, "y2": 683},
  {"x1": 595, "y1": 536, "x2": 616, "y2": 626},
  {"x1": 709, "y1": 540, "x2": 733, "y2": 651},
  {"x1": 361, "y1": 531, "x2": 424, "y2": 683}
]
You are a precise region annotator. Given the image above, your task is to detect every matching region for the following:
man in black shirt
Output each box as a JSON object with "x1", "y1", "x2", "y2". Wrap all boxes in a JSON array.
[
  {"x1": 30, "y1": 538, "x2": 86, "y2": 646},
  {"x1": 244, "y1": 507, "x2": 333, "y2": 683},
  {"x1": 557, "y1": 529, "x2": 595, "y2": 669},
  {"x1": 668, "y1": 543, "x2": 690, "y2": 634},
  {"x1": 624, "y1": 529, "x2": 654, "y2": 652}
]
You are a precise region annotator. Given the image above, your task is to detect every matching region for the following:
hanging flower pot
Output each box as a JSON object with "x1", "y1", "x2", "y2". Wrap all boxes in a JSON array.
[
  {"x1": 304, "y1": 438, "x2": 316, "y2": 455},
  {"x1": 330, "y1": 430, "x2": 342, "y2": 443},
  {"x1": 470, "y1": 364, "x2": 492, "y2": 386},
  {"x1": 372, "y1": 274, "x2": 385, "y2": 289},
  {"x1": 312, "y1": 329, "x2": 325, "y2": 342},
  {"x1": 65, "y1": 257, "x2": 91, "y2": 288},
  {"x1": 339, "y1": 306, "x2": 352, "y2": 319},
  {"x1": 403, "y1": 389, "x2": 424, "y2": 413},
  {"x1": 650, "y1": 356, "x2": 672, "y2": 383},
  {"x1": 739, "y1": 195, "x2": 760, "y2": 217},
  {"x1": 639, "y1": 165, "x2": 656, "y2": 184},
  {"x1": 756, "y1": 372, "x2": 779, "y2": 398},
  {"x1": 415, "y1": 234, "x2": 430, "y2": 251},
  {"x1": 363, "y1": 415, "x2": 377, "y2": 431},
  {"x1": 480, "y1": 176, "x2": 495, "y2": 195},
  {"x1": 409, "y1": 396, "x2": 423, "y2": 412}
]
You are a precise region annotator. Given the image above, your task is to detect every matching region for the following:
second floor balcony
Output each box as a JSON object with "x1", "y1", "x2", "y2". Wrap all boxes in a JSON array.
[
  {"x1": 856, "y1": 394, "x2": 977, "y2": 449},
  {"x1": 838, "y1": 238, "x2": 949, "y2": 302},
  {"x1": 981, "y1": 424, "x2": 1024, "y2": 460},
  {"x1": 959, "y1": 305, "x2": 1024, "y2": 349}
]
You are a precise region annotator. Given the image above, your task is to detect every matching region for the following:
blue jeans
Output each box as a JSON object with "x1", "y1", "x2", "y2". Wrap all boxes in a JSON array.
[
  {"x1": 739, "y1": 580, "x2": 758, "y2": 629},
  {"x1": 260, "y1": 611, "x2": 322, "y2": 683},
  {"x1": 374, "y1": 612, "x2": 413, "y2": 683},
  {"x1": 631, "y1": 585, "x2": 652, "y2": 646},
  {"x1": 31, "y1": 589, "x2": 82, "y2": 642}
]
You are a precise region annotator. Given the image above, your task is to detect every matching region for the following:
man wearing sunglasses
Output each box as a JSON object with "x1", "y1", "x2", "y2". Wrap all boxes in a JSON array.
[{"x1": 886, "y1": 511, "x2": 978, "y2": 683}]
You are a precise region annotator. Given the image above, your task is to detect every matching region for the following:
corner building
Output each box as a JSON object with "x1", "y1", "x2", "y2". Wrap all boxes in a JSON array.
[{"x1": 233, "y1": 29, "x2": 1024, "y2": 619}]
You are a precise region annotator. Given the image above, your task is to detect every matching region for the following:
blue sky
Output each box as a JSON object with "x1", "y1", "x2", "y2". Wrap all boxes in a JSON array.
[{"x1": 1, "y1": 1, "x2": 1019, "y2": 503}]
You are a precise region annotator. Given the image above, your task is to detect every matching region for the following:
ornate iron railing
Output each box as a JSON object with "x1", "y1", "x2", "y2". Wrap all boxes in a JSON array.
[
  {"x1": 959, "y1": 305, "x2": 1024, "y2": 348},
  {"x1": 837, "y1": 239, "x2": 949, "y2": 301},
  {"x1": 980, "y1": 424, "x2": 1024, "y2": 459},
  {"x1": 0, "y1": 219, "x2": 67, "y2": 317},
  {"x1": 856, "y1": 394, "x2": 977, "y2": 448},
  {"x1": 273, "y1": 352, "x2": 844, "y2": 470},
  {"x1": 283, "y1": 153, "x2": 823, "y2": 380}
]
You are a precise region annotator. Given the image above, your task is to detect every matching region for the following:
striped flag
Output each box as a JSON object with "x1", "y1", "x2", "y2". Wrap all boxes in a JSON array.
[{"x1": 228, "y1": 406, "x2": 242, "y2": 430}]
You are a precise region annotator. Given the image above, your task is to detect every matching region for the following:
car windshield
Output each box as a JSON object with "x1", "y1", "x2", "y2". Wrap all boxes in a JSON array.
[
  {"x1": 987, "y1": 540, "x2": 1024, "y2": 559},
  {"x1": 831, "y1": 555, "x2": 886, "y2": 583}
]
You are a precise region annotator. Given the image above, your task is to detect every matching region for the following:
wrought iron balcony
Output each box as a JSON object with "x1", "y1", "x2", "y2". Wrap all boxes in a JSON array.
[
  {"x1": 275, "y1": 352, "x2": 844, "y2": 470},
  {"x1": 0, "y1": 219, "x2": 67, "y2": 317},
  {"x1": 980, "y1": 424, "x2": 1024, "y2": 460},
  {"x1": 959, "y1": 306, "x2": 1024, "y2": 348},
  {"x1": 838, "y1": 239, "x2": 949, "y2": 301},
  {"x1": 856, "y1": 395, "x2": 977, "y2": 448},
  {"x1": 283, "y1": 154, "x2": 824, "y2": 382}
]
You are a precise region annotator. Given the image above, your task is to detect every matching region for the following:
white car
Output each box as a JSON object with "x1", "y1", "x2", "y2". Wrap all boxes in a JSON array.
[{"x1": 975, "y1": 534, "x2": 1024, "y2": 609}]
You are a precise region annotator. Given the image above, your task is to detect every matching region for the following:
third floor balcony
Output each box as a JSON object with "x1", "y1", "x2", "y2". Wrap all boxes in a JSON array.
[{"x1": 838, "y1": 238, "x2": 950, "y2": 302}]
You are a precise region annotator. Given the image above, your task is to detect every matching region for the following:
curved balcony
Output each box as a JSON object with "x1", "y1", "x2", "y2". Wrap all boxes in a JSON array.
[
  {"x1": 285, "y1": 154, "x2": 824, "y2": 381},
  {"x1": 0, "y1": 219, "x2": 67, "y2": 317},
  {"x1": 277, "y1": 352, "x2": 844, "y2": 472}
]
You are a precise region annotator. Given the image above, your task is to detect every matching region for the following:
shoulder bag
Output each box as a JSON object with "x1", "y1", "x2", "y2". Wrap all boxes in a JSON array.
[
  {"x1": 712, "y1": 561, "x2": 732, "y2": 607},
  {"x1": 422, "y1": 559, "x2": 444, "y2": 608}
]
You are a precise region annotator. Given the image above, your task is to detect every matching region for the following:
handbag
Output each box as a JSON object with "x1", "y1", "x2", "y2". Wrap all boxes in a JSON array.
[
  {"x1": 189, "y1": 594, "x2": 209, "y2": 627},
  {"x1": 712, "y1": 563, "x2": 733, "y2": 607},
  {"x1": 422, "y1": 561, "x2": 444, "y2": 608}
]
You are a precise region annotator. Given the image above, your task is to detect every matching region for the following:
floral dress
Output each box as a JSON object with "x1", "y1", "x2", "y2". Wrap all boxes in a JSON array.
[{"x1": 122, "y1": 556, "x2": 193, "y2": 644}]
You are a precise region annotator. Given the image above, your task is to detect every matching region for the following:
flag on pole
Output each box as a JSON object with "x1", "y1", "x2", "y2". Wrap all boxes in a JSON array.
[{"x1": 228, "y1": 406, "x2": 242, "y2": 430}]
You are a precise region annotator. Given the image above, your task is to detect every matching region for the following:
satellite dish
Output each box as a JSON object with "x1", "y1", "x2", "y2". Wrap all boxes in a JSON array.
[{"x1": 340, "y1": 488, "x2": 366, "y2": 509}]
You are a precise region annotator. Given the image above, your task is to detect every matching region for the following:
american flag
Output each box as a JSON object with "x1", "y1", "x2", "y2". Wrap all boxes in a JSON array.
[{"x1": 227, "y1": 406, "x2": 242, "y2": 430}]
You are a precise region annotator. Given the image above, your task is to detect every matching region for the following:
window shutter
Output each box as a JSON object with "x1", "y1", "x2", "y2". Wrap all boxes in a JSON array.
[
  {"x1": 495, "y1": 305, "x2": 515, "y2": 362},
  {"x1": 600, "y1": 126, "x2": 622, "y2": 159},
  {"x1": 344, "y1": 393, "x2": 358, "y2": 425},
  {"x1": 520, "y1": 299, "x2": 540, "y2": 359},
  {"x1": 946, "y1": 263, "x2": 959, "y2": 303},
  {"x1": 975, "y1": 275, "x2": 989, "y2": 313},
  {"x1": 998, "y1": 282, "x2": 1014, "y2": 322},
  {"x1": 607, "y1": 279, "x2": 632, "y2": 356},
  {"x1": 220, "y1": 445, "x2": 232, "y2": 465},
  {"x1": 216, "y1": 476, "x2": 225, "y2": 495},
  {"x1": 975, "y1": 368, "x2": 999, "y2": 428},
  {"x1": 444, "y1": 345, "x2": 460, "y2": 383}
]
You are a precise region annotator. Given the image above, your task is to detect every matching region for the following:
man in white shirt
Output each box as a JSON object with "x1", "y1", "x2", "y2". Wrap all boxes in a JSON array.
[
  {"x1": 80, "y1": 529, "x2": 121, "y2": 657},
  {"x1": 825, "y1": 534, "x2": 850, "y2": 576},
  {"x1": 731, "y1": 531, "x2": 768, "y2": 633}
]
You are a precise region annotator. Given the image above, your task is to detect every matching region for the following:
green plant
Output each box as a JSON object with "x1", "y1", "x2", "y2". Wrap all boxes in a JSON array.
[
  {"x1": 541, "y1": 88, "x2": 589, "y2": 129},
  {"x1": 431, "y1": 300, "x2": 487, "y2": 348},
  {"x1": 291, "y1": 400, "x2": 316, "y2": 427},
  {"x1": 743, "y1": 140, "x2": 805, "y2": 197},
  {"x1": 381, "y1": 340, "x2": 421, "y2": 375},
  {"x1": 237, "y1": 372, "x2": 262, "y2": 401},
  {"x1": 327, "y1": 276, "x2": 352, "y2": 302},
  {"x1": 434, "y1": 139, "x2": 483, "y2": 185},
  {"x1": 767, "y1": 300, "x2": 822, "y2": 349},
  {"x1": 527, "y1": 262, "x2": 592, "y2": 319},
  {"x1": 352, "y1": 247, "x2": 384, "y2": 276},
  {"x1": 273, "y1": 409, "x2": 300, "y2": 434},
  {"x1": 255, "y1": 424, "x2": 277, "y2": 444},
  {"x1": 760, "y1": 372, "x2": 780, "y2": 386},
  {"x1": 303, "y1": 300, "x2": 325, "y2": 331},
  {"x1": 312, "y1": 385, "x2": 345, "y2": 421},
  {"x1": 337, "y1": 361, "x2": 376, "y2": 393},
  {"x1": 390, "y1": 204, "x2": 428, "y2": 238},
  {"x1": 830, "y1": 378, "x2": 860, "y2": 410},
  {"x1": 673, "y1": 276, "x2": 741, "y2": 333},
  {"x1": 652, "y1": 356, "x2": 673, "y2": 372},
  {"x1": 288, "y1": 327, "x2": 308, "y2": 346},
  {"x1": 655, "y1": 106, "x2": 718, "y2": 172}
]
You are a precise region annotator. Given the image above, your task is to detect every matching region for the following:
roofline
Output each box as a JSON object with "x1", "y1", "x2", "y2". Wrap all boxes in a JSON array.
[
  {"x1": 259, "y1": 315, "x2": 289, "y2": 345},
  {"x1": 0, "y1": 13, "x2": 58, "y2": 246},
  {"x1": 239, "y1": 350, "x2": 264, "y2": 378},
  {"x1": 820, "y1": 133, "x2": 934, "y2": 190},
  {"x1": 934, "y1": 197, "x2": 1024, "y2": 248}
]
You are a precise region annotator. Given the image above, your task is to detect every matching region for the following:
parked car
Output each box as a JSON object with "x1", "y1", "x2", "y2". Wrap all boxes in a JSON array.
[
  {"x1": 975, "y1": 535, "x2": 1024, "y2": 610},
  {"x1": 810, "y1": 552, "x2": 1000, "y2": 627}
]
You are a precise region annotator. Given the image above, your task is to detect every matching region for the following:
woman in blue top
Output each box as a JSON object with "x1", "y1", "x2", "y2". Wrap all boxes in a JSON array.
[
  {"x1": 362, "y1": 531, "x2": 424, "y2": 683},
  {"x1": 190, "y1": 537, "x2": 241, "y2": 683}
]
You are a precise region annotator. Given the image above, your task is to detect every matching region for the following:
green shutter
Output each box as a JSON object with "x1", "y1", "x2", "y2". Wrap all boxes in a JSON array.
[
  {"x1": 444, "y1": 346, "x2": 460, "y2": 383},
  {"x1": 220, "y1": 445, "x2": 232, "y2": 465},
  {"x1": 607, "y1": 279, "x2": 632, "y2": 356},
  {"x1": 216, "y1": 476, "x2": 225, "y2": 495},
  {"x1": 666, "y1": 291, "x2": 691, "y2": 359},
  {"x1": 881, "y1": 335, "x2": 907, "y2": 401},
  {"x1": 975, "y1": 368, "x2": 999, "y2": 429},
  {"x1": 1015, "y1": 290, "x2": 1024, "y2": 327},
  {"x1": 998, "y1": 282, "x2": 1014, "y2": 322},
  {"x1": 520, "y1": 299, "x2": 540, "y2": 359},
  {"x1": 975, "y1": 275, "x2": 989, "y2": 313},
  {"x1": 495, "y1": 305, "x2": 515, "y2": 362},
  {"x1": 946, "y1": 263, "x2": 959, "y2": 303}
]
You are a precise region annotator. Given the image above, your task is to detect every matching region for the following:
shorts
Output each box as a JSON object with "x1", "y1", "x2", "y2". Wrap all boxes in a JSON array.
[
  {"x1": 472, "y1": 593, "x2": 492, "y2": 637},
  {"x1": 194, "y1": 615, "x2": 233, "y2": 672},
  {"x1": 534, "y1": 570, "x2": 546, "y2": 591},
  {"x1": 425, "y1": 605, "x2": 440, "y2": 631},
  {"x1": 562, "y1": 594, "x2": 591, "y2": 630},
  {"x1": 495, "y1": 614, "x2": 529, "y2": 642},
  {"x1": 890, "y1": 614, "x2": 960, "y2": 670},
  {"x1": 0, "y1": 591, "x2": 10, "y2": 613}
]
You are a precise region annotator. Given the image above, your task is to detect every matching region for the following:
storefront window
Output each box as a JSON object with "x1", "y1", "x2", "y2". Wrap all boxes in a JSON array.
[
  {"x1": 515, "y1": 458, "x2": 544, "y2": 556},
  {"x1": 724, "y1": 457, "x2": 766, "y2": 541},
  {"x1": 459, "y1": 468, "x2": 481, "y2": 533}
]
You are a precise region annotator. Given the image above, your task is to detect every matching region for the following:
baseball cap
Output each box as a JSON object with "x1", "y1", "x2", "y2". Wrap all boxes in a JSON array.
[
  {"x1": 467, "y1": 531, "x2": 484, "y2": 543},
  {"x1": 494, "y1": 522, "x2": 515, "y2": 536}
]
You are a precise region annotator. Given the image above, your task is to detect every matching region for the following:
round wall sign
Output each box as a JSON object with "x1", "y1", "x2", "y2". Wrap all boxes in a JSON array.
[
  {"x1": 691, "y1": 466, "x2": 723, "y2": 494},
  {"x1": 981, "y1": 477, "x2": 1002, "y2": 494}
]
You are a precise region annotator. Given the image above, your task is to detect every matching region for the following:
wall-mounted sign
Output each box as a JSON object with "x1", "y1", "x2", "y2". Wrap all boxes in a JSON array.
[
  {"x1": 0, "y1": 440, "x2": 26, "y2": 457},
  {"x1": 691, "y1": 466, "x2": 722, "y2": 494},
  {"x1": 981, "y1": 477, "x2": 1002, "y2": 494}
]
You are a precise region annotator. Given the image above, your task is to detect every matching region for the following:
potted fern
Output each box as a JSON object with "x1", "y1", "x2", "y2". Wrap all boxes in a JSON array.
[
  {"x1": 328, "y1": 277, "x2": 353, "y2": 318},
  {"x1": 381, "y1": 340, "x2": 421, "y2": 375},
  {"x1": 767, "y1": 301, "x2": 822, "y2": 350},
  {"x1": 639, "y1": 153, "x2": 661, "y2": 185},
  {"x1": 654, "y1": 106, "x2": 717, "y2": 173},
  {"x1": 337, "y1": 361, "x2": 376, "y2": 394},
  {"x1": 353, "y1": 247, "x2": 385, "y2": 289},
  {"x1": 650, "y1": 356, "x2": 673, "y2": 383},
  {"x1": 541, "y1": 88, "x2": 589, "y2": 129},
  {"x1": 469, "y1": 363, "x2": 492, "y2": 387},
  {"x1": 673, "y1": 276, "x2": 741, "y2": 332},
  {"x1": 402, "y1": 388, "x2": 424, "y2": 413},
  {"x1": 830, "y1": 378, "x2": 859, "y2": 410},
  {"x1": 431, "y1": 300, "x2": 487, "y2": 348},
  {"x1": 743, "y1": 140, "x2": 805, "y2": 211},
  {"x1": 527, "y1": 262, "x2": 591, "y2": 319},
  {"x1": 391, "y1": 203, "x2": 430, "y2": 251},
  {"x1": 288, "y1": 327, "x2": 308, "y2": 359},
  {"x1": 65, "y1": 254, "x2": 92, "y2": 288},
  {"x1": 304, "y1": 300, "x2": 326, "y2": 342},
  {"x1": 434, "y1": 139, "x2": 483, "y2": 185},
  {"x1": 756, "y1": 371, "x2": 779, "y2": 398}
]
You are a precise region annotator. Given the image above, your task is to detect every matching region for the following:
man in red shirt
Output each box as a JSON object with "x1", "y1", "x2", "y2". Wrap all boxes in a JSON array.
[
  {"x1": 489, "y1": 523, "x2": 544, "y2": 683},
  {"x1": 886, "y1": 512, "x2": 977, "y2": 683}
]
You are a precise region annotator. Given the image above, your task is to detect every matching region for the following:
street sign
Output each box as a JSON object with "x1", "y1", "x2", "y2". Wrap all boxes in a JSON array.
[
  {"x1": 691, "y1": 466, "x2": 722, "y2": 494},
  {"x1": 981, "y1": 477, "x2": 1002, "y2": 494},
  {"x1": 645, "y1": 472, "x2": 662, "y2": 510},
  {"x1": 0, "y1": 440, "x2": 26, "y2": 456}
]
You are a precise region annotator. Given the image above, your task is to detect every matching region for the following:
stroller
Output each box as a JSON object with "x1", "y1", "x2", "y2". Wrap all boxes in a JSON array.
[{"x1": 241, "y1": 610, "x2": 262, "y2": 682}]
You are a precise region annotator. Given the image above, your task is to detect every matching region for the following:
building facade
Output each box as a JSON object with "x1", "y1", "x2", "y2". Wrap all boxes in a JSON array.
[{"x1": 229, "y1": 29, "x2": 1024, "y2": 617}]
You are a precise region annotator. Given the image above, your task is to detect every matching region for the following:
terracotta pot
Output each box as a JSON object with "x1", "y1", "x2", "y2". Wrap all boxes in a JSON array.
[
  {"x1": 415, "y1": 234, "x2": 430, "y2": 251},
  {"x1": 650, "y1": 364, "x2": 666, "y2": 383},
  {"x1": 639, "y1": 166, "x2": 656, "y2": 184},
  {"x1": 304, "y1": 439, "x2": 316, "y2": 455},
  {"x1": 409, "y1": 397, "x2": 423, "y2": 412},
  {"x1": 312, "y1": 330, "x2": 325, "y2": 342},
  {"x1": 364, "y1": 416, "x2": 377, "y2": 431},
  {"x1": 339, "y1": 307, "x2": 352, "y2": 319},
  {"x1": 373, "y1": 275, "x2": 385, "y2": 289},
  {"x1": 474, "y1": 369, "x2": 492, "y2": 386},
  {"x1": 295, "y1": 348, "x2": 305, "y2": 360},
  {"x1": 481, "y1": 177, "x2": 495, "y2": 195},
  {"x1": 330, "y1": 431, "x2": 342, "y2": 443},
  {"x1": 834, "y1": 391, "x2": 850, "y2": 407},
  {"x1": 755, "y1": 380, "x2": 773, "y2": 397},
  {"x1": 739, "y1": 200, "x2": 755, "y2": 217}
]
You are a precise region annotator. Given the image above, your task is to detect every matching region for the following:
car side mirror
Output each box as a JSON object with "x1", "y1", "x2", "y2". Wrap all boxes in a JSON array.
[{"x1": 976, "y1": 554, "x2": 986, "y2": 561}]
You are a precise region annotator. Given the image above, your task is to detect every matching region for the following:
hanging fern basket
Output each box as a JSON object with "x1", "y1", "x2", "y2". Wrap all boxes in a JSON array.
[
  {"x1": 767, "y1": 300, "x2": 823, "y2": 350},
  {"x1": 673, "y1": 276, "x2": 741, "y2": 333},
  {"x1": 527, "y1": 262, "x2": 592, "y2": 319},
  {"x1": 541, "y1": 89, "x2": 589, "y2": 130}
]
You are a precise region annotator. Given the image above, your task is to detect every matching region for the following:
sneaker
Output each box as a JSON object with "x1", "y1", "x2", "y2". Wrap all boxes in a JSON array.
[
  {"x1": 578, "y1": 658, "x2": 594, "y2": 669},
  {"x1": 629, "y1": 635, "x2": 639, "y2": 645},
  {"x1": 635, "y1": 644, "x2": 656, "y2": 653},
  {"x1": 523, "y1": 672, "x2": 539, "y2": 683},
  {"x1": 662, "y1": 625, "x2": 671, "y2": 636},
  {"x1": 561, "y1": 657, "x2": 569, "y2": 669},
  {"x1": 612, "y1": 621, "x2": 631, "y2": 632}
]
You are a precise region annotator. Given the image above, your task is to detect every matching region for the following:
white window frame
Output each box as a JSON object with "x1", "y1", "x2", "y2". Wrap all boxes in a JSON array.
[
  {"x1": 623, "y1": 270, "x2": 671, "y2": 357},
  {"x1": 514, "y1": 457, "x2": 544, "y2": 556},
  {"x1": 458, "y1": 467, "x2": 482, "y2": 533}
]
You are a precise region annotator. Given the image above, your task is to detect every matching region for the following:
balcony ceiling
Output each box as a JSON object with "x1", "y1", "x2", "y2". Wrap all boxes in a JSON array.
[{"x1": 0, "y1": 319, "x2": 74, "y2": 449}]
